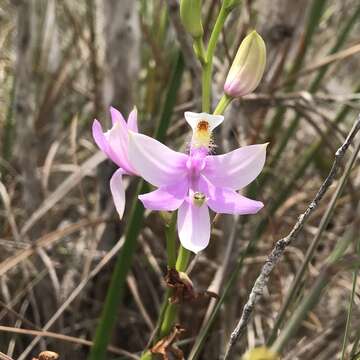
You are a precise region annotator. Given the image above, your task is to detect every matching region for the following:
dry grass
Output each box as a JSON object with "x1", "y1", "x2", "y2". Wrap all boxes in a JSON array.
[{"x1": 0, "y1": 0, "x2": 360, "y2": 359}]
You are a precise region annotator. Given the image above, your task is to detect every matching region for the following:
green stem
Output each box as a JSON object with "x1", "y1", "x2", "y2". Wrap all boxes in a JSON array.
[
  {"x1": 159, "y1": 245, "x2": 191, "y2": 338},
  {"x1": 176, "y1": 245, "x2": 191, "y2": 271},
  {"x1": 159, "y1": 302, "x2": 179, "y2": 339},
  {"x1": 202, "y1": 62, "x2": 212, "y2": 112},
  {"x1": 193, "y1": 36, "x2": 207, "y2": 65},
  {"x1": 165, "y1": 212, "x2": 177, "y2": 269},
  {"x1": 213, "y1": 94, "x2": 232, "y2": 115},
  {"x1": 202, "y1": 3, "x2": 231, "y2": 112}
]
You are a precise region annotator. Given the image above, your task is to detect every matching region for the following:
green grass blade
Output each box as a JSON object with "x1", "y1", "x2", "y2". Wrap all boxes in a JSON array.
[
  {"x1": 341, "y1": 269, "x2": 358, "y2": 360},
  {"x1": 310, "y1": 4, "x2": 360, "y2": 92},
  {"x1": 265, "y1": 4, "x2": 360, "y2": 178},
  {"x1": 1, "y1": 76, "x2": 16, "y2": 175},
  {"x1": 267, "y1": 137, "x2": 360, "y2": 344},
  {"x1": 266, "y1": 0, "x2": 328, "y2": 139}
]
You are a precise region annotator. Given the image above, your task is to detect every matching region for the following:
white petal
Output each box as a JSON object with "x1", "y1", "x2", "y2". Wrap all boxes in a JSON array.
[
  {"x1": 110, "y1": 168, "x2": 126, "y2": 219},
  {"x1": 184, "y1": 112, "x2": 224, "y2": 132},
  {"x1": 177, "y1": 200, "x2": 210, "y2": 253}
]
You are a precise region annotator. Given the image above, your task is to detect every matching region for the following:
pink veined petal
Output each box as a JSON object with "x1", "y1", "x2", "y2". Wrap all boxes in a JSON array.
[
  {"x1": 204, "y1": 143, "x2": 268, "y2": 190},
  {"x1": 110, "y1": 106, "x2": 127, "y2": 128},
  {"x1": 177, "y1": 200, "x2": 210, "y2": 254},
  {"x1": 128, "y1": 132, "x2": 188, "y2": 187},
  {"x1": 110, "y1": 168, "x2": 127, "y2": 219},
  {"x1": 200, "y1": 176, "x2": 263, "y2": 214},
  {"x1": 139, "y1": 180, "x2": 188, "y2": 211},
  {"x1": 127, "y1": 107, "x2": 138, "y2": 133}
]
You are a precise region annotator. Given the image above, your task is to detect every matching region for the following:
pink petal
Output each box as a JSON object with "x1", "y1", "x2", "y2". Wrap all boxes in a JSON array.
[
  {"x1": 107, "y1": 123, "x2": 136, "y2": 174},
  {"x1": 127, "y1": 107, "x2": 138, "y2": 133},
  {"x1": 139, "y1": 181, "x2": 188, "y2": 211},
  {"x1": 177, "y1": 200, "x2": 210, "y2": 253},
  {"x1": 92, "y1": 119, "x2": 111, "y2": 156},
  {"x1": 92, "y1": 119, "x2": 131, "y2": 173},
  {"x1": 200, "y1": 176, "x2": 263, "y2": 214},
  {"x1": 110, "y1": 168, "x2": 127, "y2": 219},
  {"x1": 110, "y1": 106, "x2": 127, "y2": 127},
  {"x1": 128, "y1": 132, "x2": 188, "y2": 187},
  {"x1": 204, "y1": 143, "x2": 267, "y2": 190}
]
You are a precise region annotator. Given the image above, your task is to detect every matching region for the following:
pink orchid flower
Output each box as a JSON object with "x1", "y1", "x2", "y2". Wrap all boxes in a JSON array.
[
  {"x1": 128, "y1": 112, "x2": 267, "y2": 253},
  {"x1": 92, "y1": 107, "x2": 139, "y2": 219}
]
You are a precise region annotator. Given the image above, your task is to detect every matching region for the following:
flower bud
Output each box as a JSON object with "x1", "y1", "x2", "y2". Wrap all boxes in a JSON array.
[
  {"x1": 180, "y1": 0, "x2": 203, "y2": 38},
  {"x1": 224, "y1": 30, "x2": 266, "y2": 98},
  {"x1": 242, "y1": 347, "x2": 279, "y2": 360}
]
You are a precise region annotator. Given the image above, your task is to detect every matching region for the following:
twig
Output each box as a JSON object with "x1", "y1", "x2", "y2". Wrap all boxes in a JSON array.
[
  {"x1": 223, "y1": 114, "x2": 360, "y2": 360},
  {"x1": 16, "y1": 236, "x2": 125, "y2": 359},
  {"x1": 0, "y1": 352, "x2": 13, "y2": 360},
  {"x1": 242, "y1": 92, "x2": 360, "y2": 105},
  {"x1": 0, "y1": 325, "x2": 138, "y2": 359},
  {"x1": 276, "y1": 42, "x2": 360, "y2": 89}
]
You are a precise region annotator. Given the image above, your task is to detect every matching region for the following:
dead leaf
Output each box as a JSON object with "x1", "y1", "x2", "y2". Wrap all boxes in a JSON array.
[
  {"x1": 165, "y1": 268, "x2": 219, "y2": 304},
  {"x1": 150, "y1": 325, "x2": 185, "y2": 360},
  {"x1": 32, "y1": 351, "x2": 59, "y2": 360}
]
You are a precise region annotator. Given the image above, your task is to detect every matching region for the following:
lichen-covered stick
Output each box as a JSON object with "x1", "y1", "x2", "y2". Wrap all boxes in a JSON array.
[{"x1": 223, "y1": 114, "x2": 360, "y2": 360}]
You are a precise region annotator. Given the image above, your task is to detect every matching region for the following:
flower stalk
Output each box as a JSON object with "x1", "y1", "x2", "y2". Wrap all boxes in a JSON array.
[
  {"x1": 213, "y1": 94, "x2": 232, "y2": 115},
  {"x1": 201, "y1": 2, "x2": 231, "y2": 112}
]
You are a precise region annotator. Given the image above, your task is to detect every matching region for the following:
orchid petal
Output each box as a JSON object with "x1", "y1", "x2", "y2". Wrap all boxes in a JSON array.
[
  {"x1": 92, "y1": 119, "x2": 111, "y2": 156},
  {"x1": 107, "y1": 122, "x2": 136, "y2": 174},
  {"x1": 185, "y1": 112, "x2": 224, "y2": 132},
  {"x1": 139, "y1": 181, "x2": 188, "y2": 211},
  {"x1": 127, "y1": 107, "x2": 138, "y2": 133},
  {"x1": 177, "y1": 200, "x2": 210, "y2": 253},
  {"x1": 128, "y1": 132, "x2": 188, "y2": 187},
  {"x1": 200, "y1": 176, "x2": 263, "y2": 214},
  {"x1": 110, "y1": 106, "x2": 127, "y2": 127},
  {"x1": 204, "y1": 143, "x2": 267, "y2": 190},
  {"x1": 92, "y1": 119, "x2": 132, "y2": 173},
  {"x1": 110, "y1": 168, "x2": 126, "y2": 219},
  {"x1": 92, "y1": 120, "x2": 123, "y2": 168}
]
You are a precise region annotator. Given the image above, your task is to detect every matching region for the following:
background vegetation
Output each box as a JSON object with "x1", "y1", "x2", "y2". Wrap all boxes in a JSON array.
[{"x1": 0, "y1": 0, "x2": 360, "y2": 359}]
